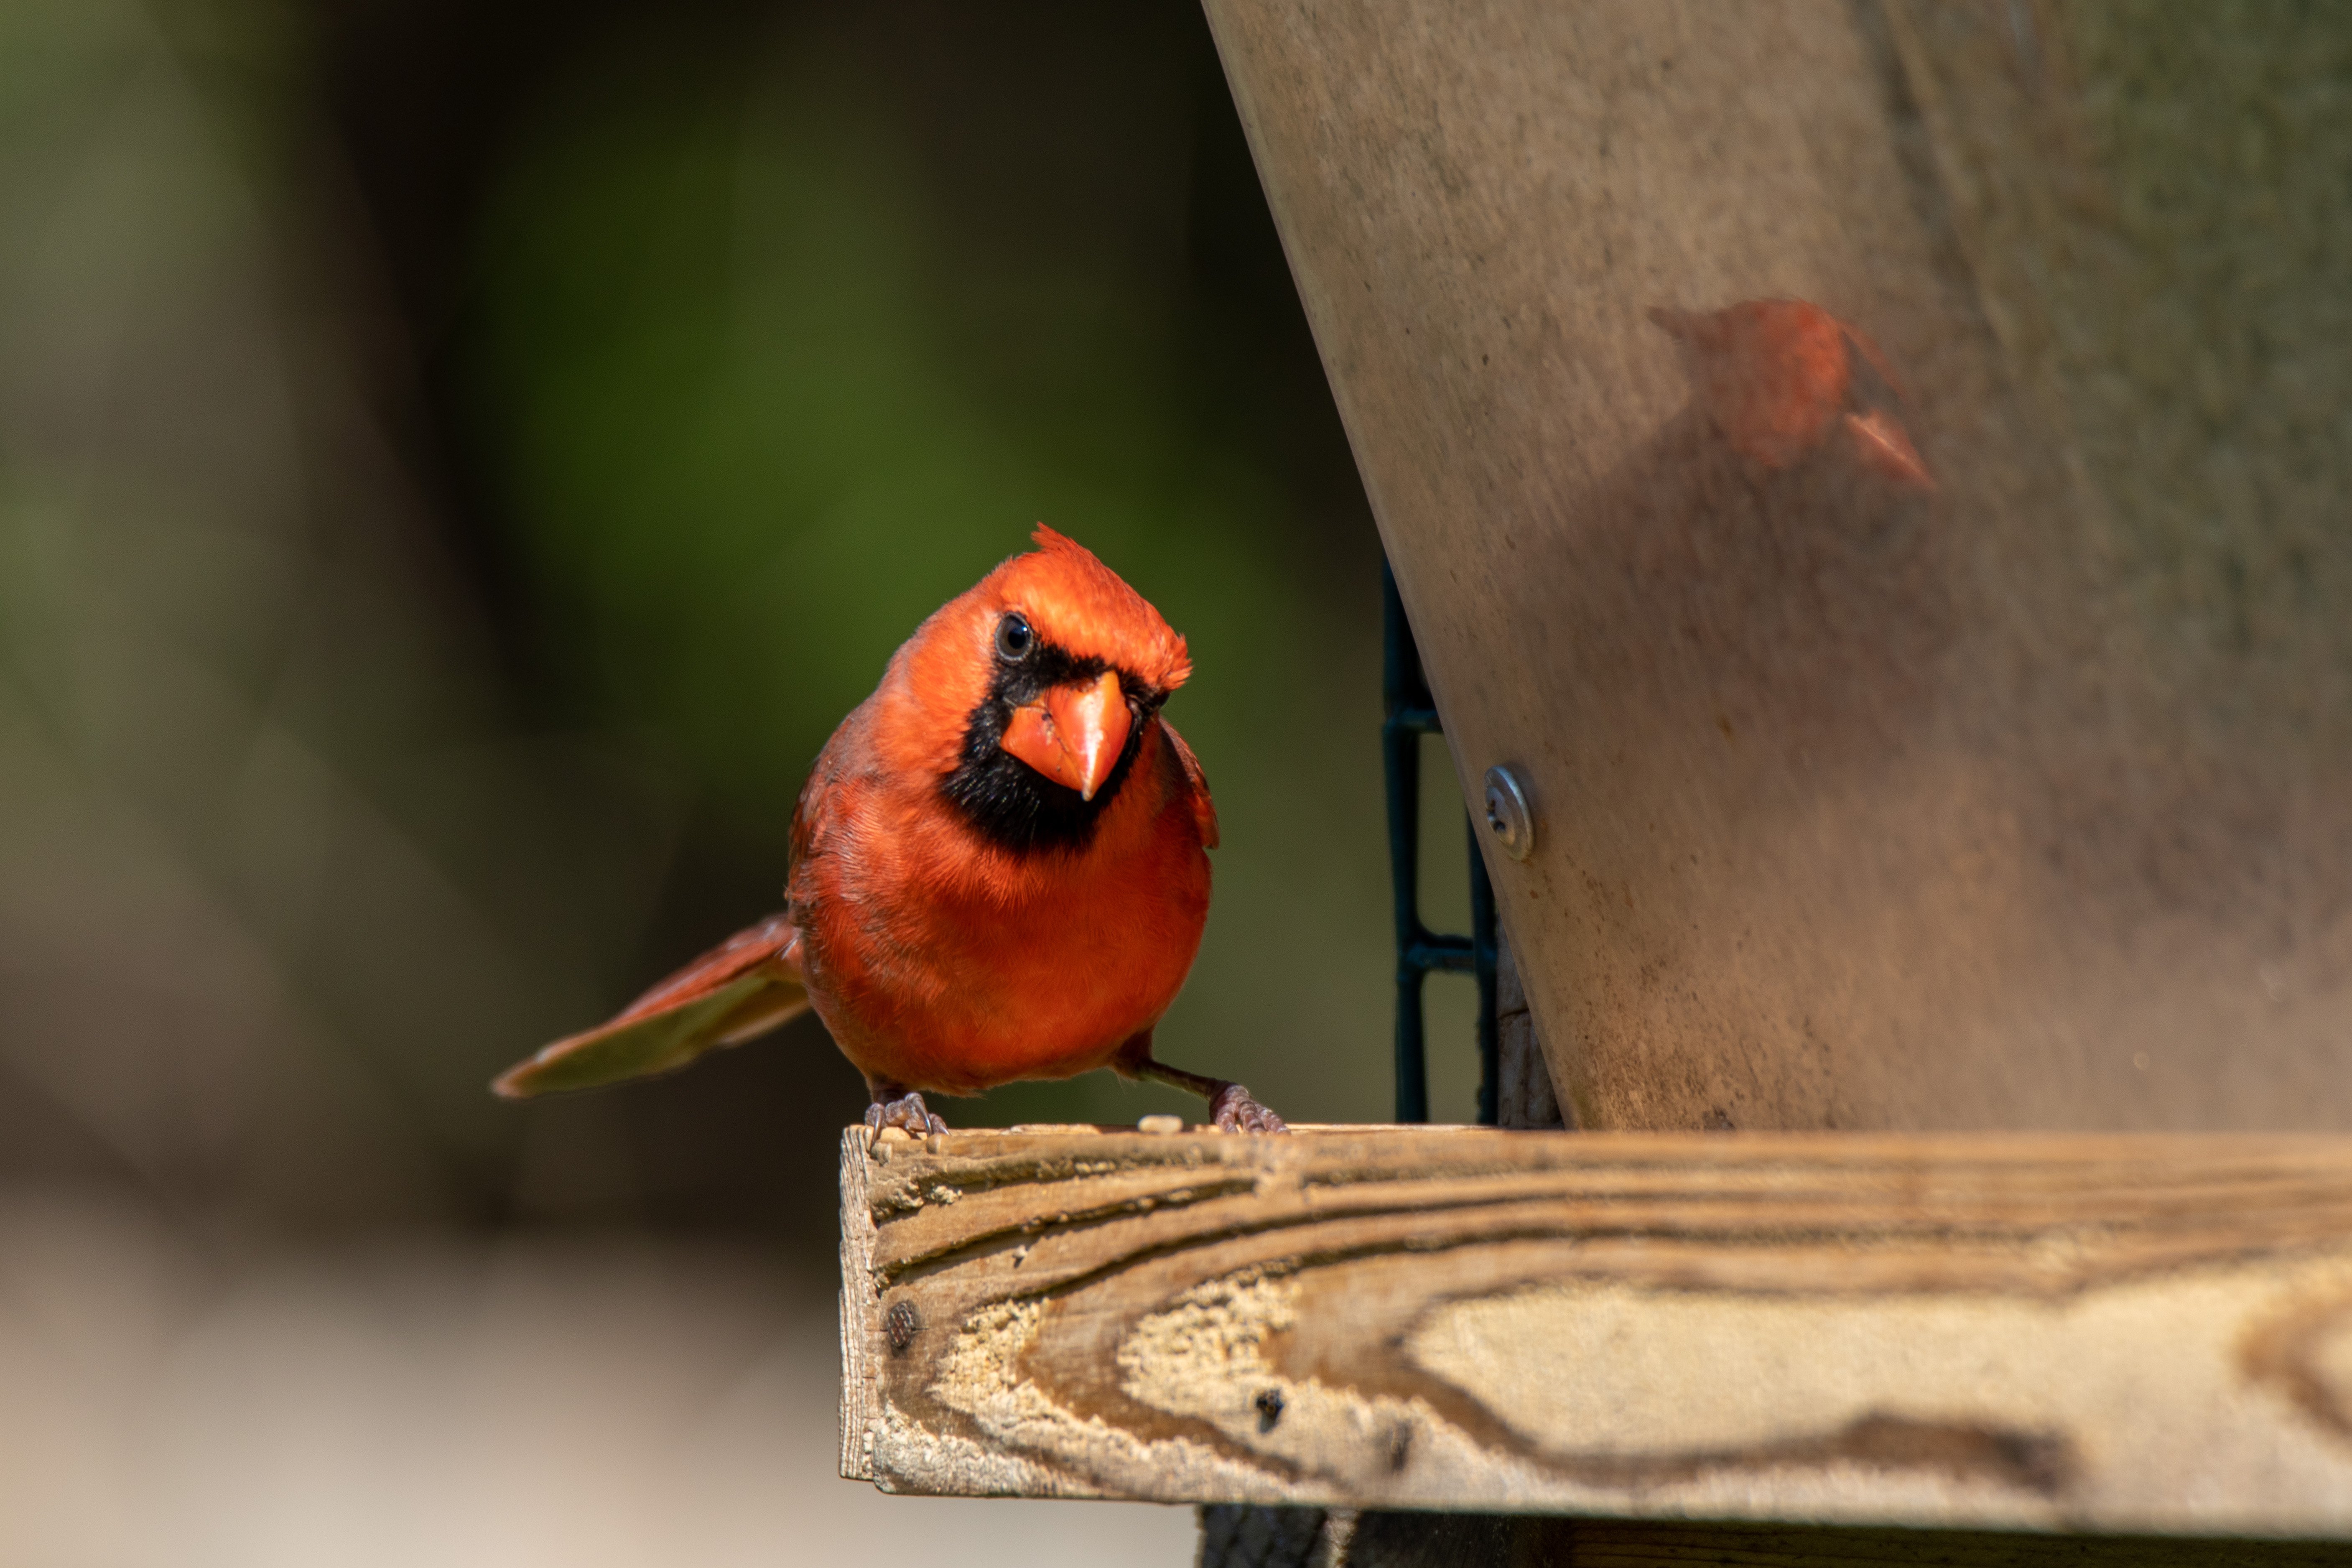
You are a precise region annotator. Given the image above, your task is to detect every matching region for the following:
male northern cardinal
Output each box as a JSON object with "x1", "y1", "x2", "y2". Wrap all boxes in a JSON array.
[{"x1": 493, "y1": 527, "x2": 1286, "y2": 1137}]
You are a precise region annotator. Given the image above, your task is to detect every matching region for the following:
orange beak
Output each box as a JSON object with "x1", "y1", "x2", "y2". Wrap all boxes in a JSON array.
[{"x1": 1000, "y1": 670, "x2": 1131, "y2": 801}]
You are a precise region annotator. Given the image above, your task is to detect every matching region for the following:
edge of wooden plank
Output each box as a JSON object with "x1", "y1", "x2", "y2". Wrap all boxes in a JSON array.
[{"x1": 837, "y1": 1125, "x2": 878, "y2": 1480}]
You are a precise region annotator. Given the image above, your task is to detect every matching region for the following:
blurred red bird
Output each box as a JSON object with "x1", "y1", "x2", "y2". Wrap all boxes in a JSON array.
[
  {"x1": 493, "y1": 527, "x2": 1285, "y2": 1137},
  {"x1": 1649, "y1": 298, "x2": 1933, "y2": 489}
]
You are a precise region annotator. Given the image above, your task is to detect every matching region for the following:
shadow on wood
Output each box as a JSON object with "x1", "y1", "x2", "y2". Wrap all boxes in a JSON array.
[{"x1": 1200, "y1": 1509, "x2": 2352, "y2": 1567}]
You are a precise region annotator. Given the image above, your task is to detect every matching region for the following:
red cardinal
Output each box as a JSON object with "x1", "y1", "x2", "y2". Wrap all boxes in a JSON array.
[
  {"x1": 1649, "y1": 298, "x2": 1933, "y2": 489},
  {"x1": 493, "y1": 527, "x2": 1285, "y2": 1137}
]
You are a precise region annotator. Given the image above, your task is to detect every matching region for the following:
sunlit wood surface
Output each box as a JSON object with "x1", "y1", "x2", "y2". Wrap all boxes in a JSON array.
[{"x1": 842, "y1": 1124, "x2": 2352, "y2": 1538}]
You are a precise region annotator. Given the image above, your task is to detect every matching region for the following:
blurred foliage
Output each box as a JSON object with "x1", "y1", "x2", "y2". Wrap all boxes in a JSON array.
[
  {"x1": 0, "y1": 0, "x2": 670, "y2": 1225},
  {"x1": 0, "y1": 0, "x2": 1473, "y2": 1243}
]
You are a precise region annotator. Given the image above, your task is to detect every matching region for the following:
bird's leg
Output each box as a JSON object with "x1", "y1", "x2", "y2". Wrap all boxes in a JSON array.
[
  {"x1": 864, "y1": 1079, "x2": 950, "y2": 1144},
  {"x1": 1125, "y1": 1047, "x2": 1288, "y2": 1134}
]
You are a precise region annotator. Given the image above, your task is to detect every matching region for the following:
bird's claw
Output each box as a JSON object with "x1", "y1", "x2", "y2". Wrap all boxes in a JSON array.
[
  {"x1": 866, "y1": 1090, "x2": 950, "y2": 1144},
  {"x1": 1208, "y1": 1082, "x2": 1288, "y2": 1135}
]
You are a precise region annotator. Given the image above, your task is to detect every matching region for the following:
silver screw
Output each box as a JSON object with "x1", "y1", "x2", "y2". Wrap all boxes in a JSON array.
[{"x1": 1482, "y1": 765, "x2": 1535, "y2": 861}]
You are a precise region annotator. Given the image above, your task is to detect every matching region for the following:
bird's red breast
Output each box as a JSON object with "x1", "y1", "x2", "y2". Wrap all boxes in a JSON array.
[{"x1": 787, "y1": 527, "x2": 1217, "y2": 1095}]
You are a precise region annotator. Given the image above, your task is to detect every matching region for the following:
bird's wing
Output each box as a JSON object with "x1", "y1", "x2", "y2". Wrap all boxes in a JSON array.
[
  {"x1": 1159, "y1": 717, "x2": 1219, "y2": 850},
  {"x1": 492, "y1": 914, "x2": 809, "y2": 1098}
]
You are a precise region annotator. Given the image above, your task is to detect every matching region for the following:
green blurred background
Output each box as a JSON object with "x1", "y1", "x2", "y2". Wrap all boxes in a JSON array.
[
  {"x1": 0, "y1": 0, "x2": 1482, "y2": 1553},
  {"x1": 0, "y1": 0, "x2": 1492, "y2": 1422}
]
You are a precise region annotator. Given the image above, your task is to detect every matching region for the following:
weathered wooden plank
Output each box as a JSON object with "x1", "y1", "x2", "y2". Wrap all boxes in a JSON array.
[
  {"x1": 841, "y1": 1125, "x2": 2352, "y2": 1536},
  {"x1": 1198, "y1": 0, "x2": 2352, "y2": 1137}
]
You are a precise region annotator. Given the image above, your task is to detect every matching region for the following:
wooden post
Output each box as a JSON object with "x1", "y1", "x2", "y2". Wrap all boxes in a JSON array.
[{"x1": 1492, "y1": 935, "x2": 1560, "y2": 1132}]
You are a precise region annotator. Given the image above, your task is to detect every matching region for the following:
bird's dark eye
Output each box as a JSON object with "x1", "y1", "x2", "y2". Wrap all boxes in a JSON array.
[{"x1": 994, "y1": 612, "x2": 1035, "y2": 662}]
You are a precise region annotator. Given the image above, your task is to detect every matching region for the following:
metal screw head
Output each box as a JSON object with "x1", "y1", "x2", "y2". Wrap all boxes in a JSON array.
[
  {"x1": 1482, "y1": 765, "x2": 1536, "y2": 861},
  {"x1": 884, "y1": 1298, "x2": 921, "y2": 1355}
]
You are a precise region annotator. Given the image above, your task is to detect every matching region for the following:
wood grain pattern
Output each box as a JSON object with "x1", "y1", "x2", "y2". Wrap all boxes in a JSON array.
[{"x1": 841, "y1": 1125, "x2": 2352, "y2": 1536}]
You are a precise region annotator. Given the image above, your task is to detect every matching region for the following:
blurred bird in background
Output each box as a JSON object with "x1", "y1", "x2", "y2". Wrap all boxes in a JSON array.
[
  {"x1": 1649, "y1": 298, "x2": 1933, "y2": 490},
  {"x1": 495, "y1": 527, "x2": 1287, "y2": 1135}
]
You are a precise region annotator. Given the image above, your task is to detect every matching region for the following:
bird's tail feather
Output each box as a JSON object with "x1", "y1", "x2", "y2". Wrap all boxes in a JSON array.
[{"x1": 492, "y1": 914, "x2": 809, "y2": 1098}]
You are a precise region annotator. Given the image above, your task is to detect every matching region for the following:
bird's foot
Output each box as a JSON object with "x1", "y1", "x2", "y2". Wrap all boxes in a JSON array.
[
  {"x1": 866, "y1": 1090, "x2": 950, "y2": 1144},
  {"x1": 1208, "y1": 1081, "x2": 1288, "y2": 1135}
]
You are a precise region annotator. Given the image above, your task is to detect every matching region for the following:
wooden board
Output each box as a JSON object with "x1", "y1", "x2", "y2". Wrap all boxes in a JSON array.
[
  {"x1": 1197, "y1": 0, "x2": 2352, "y2": 1134},
  {"x1": 841, "y1": 1124, "x2": 2352, "y2": 1536}
]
